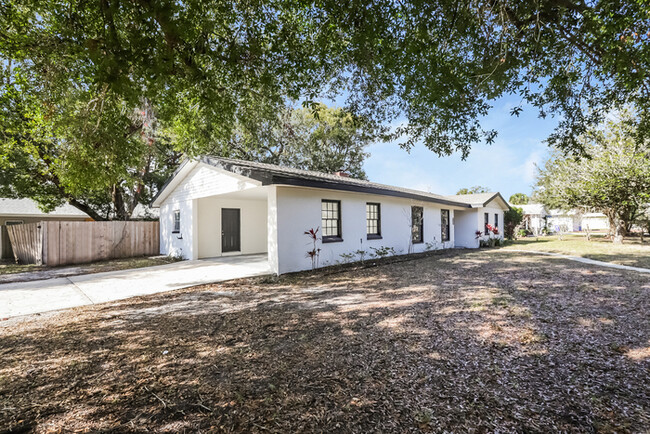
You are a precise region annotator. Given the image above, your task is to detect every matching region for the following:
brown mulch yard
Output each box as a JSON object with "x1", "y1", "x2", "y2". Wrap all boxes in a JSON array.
[{"x1": 1, "y1": 249, "x2": 649, "y2": 432}]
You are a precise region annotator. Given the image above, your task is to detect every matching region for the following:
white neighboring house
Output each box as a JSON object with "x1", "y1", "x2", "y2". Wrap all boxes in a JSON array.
[
  {"x1": 512, "y1": 202, "x2": 610, "y2": 234},
  {"x1": 152, "y1": 157, "x2": 509, "y2": 275},
  {"x1": 514, "y1": 203, "x2": 547, "y2": 235},
  {"x1": 581, "y1": 212, "x2": 610, "y2": 231},
  {"x1": 0, "y1": 198, "x2": 89, "y2": 260},
  {"x1": 547, "y1": 209, "x2": 582, "y2": 232}
]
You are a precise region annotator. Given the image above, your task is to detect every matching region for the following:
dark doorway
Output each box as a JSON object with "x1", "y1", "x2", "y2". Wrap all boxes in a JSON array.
[{"x1": 221, "y1": 208, "x2": 241, "y2": 253}]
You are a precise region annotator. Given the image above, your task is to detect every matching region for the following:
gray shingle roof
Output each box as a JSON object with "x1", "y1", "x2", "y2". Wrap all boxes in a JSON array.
[
  {"x1": 200, "y1": 156, "x2": 469, "y2": 208},
  {"x1": 445, "y1": 192, "x2": 500, "y2": 205},
  {"x1": 514, "y1": 203, "x2": 546, "y2": 215},
  {"x1": 444, "y1": 192, "x2": 510, "y2": 209},
  {"x1": 0, "y1": 198, "x2": 89, "y2": 217}
]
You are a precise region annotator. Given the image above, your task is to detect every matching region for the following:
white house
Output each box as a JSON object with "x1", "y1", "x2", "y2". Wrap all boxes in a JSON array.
[
  {"x1": 151, "y1": 157, "x2": 509, "y2": 274},
  {"x1": 547, "y1": 208, "x2": 582, "y2": 232},
  {"x1": 515, "y1": 203, "x2": 547, "y2": 235},
  {"x1": 512, "y1": 202, "x2": 610, "y2": 234},
  {"x1": 581, "y1": 212, "x2": 609, "y2": 231}
]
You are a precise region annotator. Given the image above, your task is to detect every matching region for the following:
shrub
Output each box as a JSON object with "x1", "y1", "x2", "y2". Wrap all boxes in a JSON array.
[
  {"x1": 504, "y1": 207, "x2": 524, "y2": 239},
  {"x1": 304, "y1": 227, "x2": 321, "y2": 269},
  {"x1": 370, "y1": 246, "x2": 396, "y2": 258},
  {"x1": 354, "y1": 249, "x2": 368, "y2": 263},
  {"x1": 424, "y1": 241, "x2": 437, "y2": 251}
]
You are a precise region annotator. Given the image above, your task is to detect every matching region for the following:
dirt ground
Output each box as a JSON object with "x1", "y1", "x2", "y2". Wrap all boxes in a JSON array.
[{"x1": 1, "y1": 249, "x2": 649, "y2": 433}]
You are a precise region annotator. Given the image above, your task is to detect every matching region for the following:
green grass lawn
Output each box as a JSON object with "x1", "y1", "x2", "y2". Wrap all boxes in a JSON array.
[{"x1": 503, "y1": 233, "x2": 650, "y2": 269}]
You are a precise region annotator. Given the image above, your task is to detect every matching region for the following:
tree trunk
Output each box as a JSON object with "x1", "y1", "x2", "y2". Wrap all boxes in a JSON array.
[
  {"x1": 613, "y1": 219, "x2": 627, "y2": 244},
  {"x1": 605, "y1": 211, "x2": 616, "y2": 241},
  {"x1": 112, "y1": 185, "x2": 129, "y2": 220}
]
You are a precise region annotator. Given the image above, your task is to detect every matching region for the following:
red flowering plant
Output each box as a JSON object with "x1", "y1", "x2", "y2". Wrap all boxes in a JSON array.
[
  {"x1": 475, "y1": 230, "x2": 483, "y2": 239},
  {"x1": 304, "y1": 227, "x2": 322, "y2": 269},
  {"x1": 486, "y1": 224, "x2": 499, "y2": 235}
]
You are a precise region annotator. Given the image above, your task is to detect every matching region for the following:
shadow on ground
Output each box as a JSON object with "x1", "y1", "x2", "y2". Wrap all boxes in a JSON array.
[{"x1": 1, "y1": 249, "x2": 649, "y2": 432}]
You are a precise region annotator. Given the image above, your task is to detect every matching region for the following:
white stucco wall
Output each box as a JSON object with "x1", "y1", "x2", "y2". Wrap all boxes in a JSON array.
[
  {"x1": 267, "y1": 186, "x2": 279, "y2": 274},
  {"x1": 161, "y1": 162, "x2": 260, "y2": 203},
  {"x1": 197, "y1": 196, "x2": 267, "y2": 258},
  {"x1": 526, "y1": 215, "x2": 546, "y2": 234},
  {"x1": 158, "y1": 163, "x2": 263, "y2": 260},
  {"x1": 454, "y1": 210, "x2": 480, "y2": 248},
  {"x1": 160, "y1": 198, "x2": 196, "y2": 259},
  {"x1": 475, "y1": 203, "x2": 505, "y2": 243},
  {"x1": 581, "y1": 215, "x2": 609, "y2": 231},
  {"x1": 274, "y1": 186, "x2": 458, "y2": 274},
  {"x1": 547, "y1": 215, "x2": 580, "y2": 232}
]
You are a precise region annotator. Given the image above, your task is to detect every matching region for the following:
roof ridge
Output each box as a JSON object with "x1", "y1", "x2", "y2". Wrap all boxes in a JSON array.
[{"x1": 204, "y1": 156, "x2": 450, "y2": 200}]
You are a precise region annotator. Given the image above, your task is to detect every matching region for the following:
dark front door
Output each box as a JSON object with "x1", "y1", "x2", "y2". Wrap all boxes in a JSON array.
[{"x1": 221, "y1": 208, "x2": 241, "y2": 253}]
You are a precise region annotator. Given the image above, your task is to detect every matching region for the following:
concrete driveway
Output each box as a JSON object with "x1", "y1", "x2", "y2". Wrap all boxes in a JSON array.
[{"x1": 0, "y1": 254, "x2": 271, "y2": 318}]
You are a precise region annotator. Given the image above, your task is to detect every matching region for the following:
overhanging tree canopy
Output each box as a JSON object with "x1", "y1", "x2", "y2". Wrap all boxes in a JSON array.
[
  {"x1": 2, "y1": 0, "x2": 650, "y2": 214},
  {"x1": 456, "y1": 186, "x2": 490, "y2": 195},
  {"x1": 214, "y1": 104, "x2": 378, "y2": 180},
  {"x1": 509, "y1": 193, "x2": 529, "y2": 205}
]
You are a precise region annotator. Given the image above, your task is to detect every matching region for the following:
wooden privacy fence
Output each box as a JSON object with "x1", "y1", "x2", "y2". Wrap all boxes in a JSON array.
[
  {"x1": 5, "y1": 223, "x2": 42, "y2": 265},
  {"x1": 7, "y1": 221, "x2": 159, "y2": 266}
]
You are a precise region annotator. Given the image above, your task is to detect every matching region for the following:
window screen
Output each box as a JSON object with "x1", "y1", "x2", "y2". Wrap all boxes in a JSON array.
[
  {"x1": 366, "y1": 203, "x2": 381, "y2": 237},
  {"x1": 322, "y1": 200, "x2": 341, "y2": 240}
]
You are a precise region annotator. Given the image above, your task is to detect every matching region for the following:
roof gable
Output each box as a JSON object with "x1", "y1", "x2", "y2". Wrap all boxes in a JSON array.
[
  {"x1": 151, "y1": 160, "x2": 262, "y2": 206},
  {"x1": 444, "y1": 192, "x2": 511, "y2": 210}
]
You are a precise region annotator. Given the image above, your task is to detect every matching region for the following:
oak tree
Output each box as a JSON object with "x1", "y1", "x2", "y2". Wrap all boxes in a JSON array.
[
  {"x1": 2, "y1": 0, "x2": 650, "y2": 216},
  {"x1": 535, "y1": 112, "x2": 650, "y2": 243}
]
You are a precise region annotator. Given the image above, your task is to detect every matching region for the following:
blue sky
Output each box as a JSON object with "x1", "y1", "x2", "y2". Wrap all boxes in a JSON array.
[{"x1": 361, "y1": 96, "x2": 560, "y2": 199}]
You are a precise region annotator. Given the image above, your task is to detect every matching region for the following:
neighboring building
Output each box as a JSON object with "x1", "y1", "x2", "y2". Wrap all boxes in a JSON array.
[
  {"x1": 547, "y1": 209, "x2": 582, "y2": 232},
  {"x1": 152, "y1": 157, "x2": 509, "y2": 274},
  {"x1": 581, "y1": 212, "x2": 609, "y2": 231},
  {"x1": 0, "y1": 198, "x2": 90, "y2": 260},
  {"x1": 515, "y1": 203, "x2": 547, "y2": 235},
  {"x1": 130, "y1": 203, "x2": 160, "y2": 220},
  {"x1": 511, "y1": 202, "x2": 610, "y2": 234}
]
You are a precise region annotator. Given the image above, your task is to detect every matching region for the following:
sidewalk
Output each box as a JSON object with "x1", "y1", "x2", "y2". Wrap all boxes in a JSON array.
[
  {"x1": 502, "y1": 249, "x2": 650, "y2": 274},
  {"x1": 0, "y1": 254, "x2": 271, "y2": 318}
]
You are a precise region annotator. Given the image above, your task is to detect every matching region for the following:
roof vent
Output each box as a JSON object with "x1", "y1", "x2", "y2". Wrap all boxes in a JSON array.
[{"x1": 334, "y1": 171, "x2": 349, "y2": 177}]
